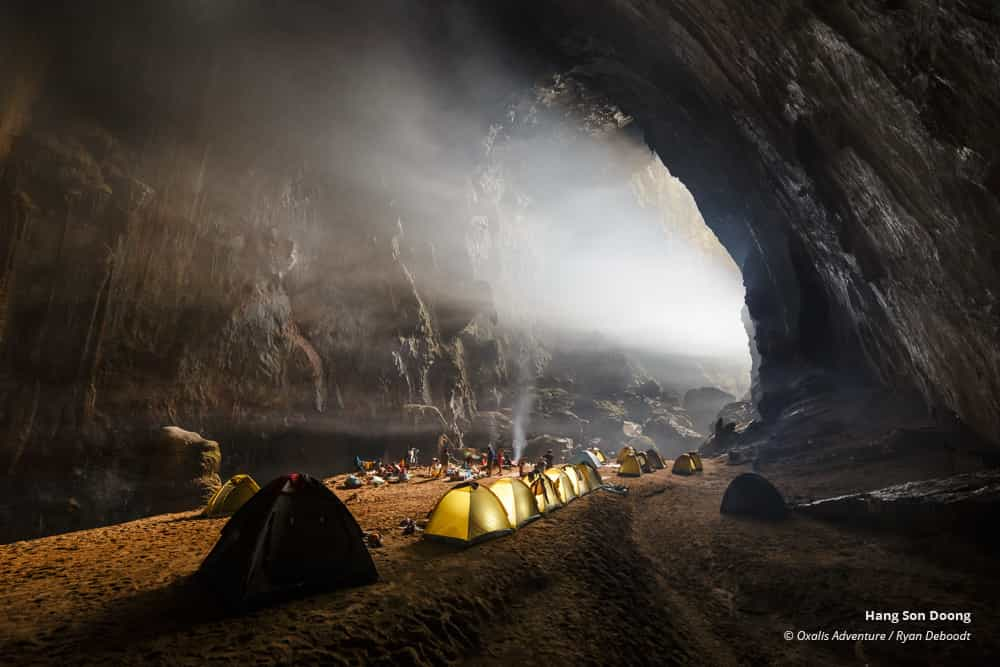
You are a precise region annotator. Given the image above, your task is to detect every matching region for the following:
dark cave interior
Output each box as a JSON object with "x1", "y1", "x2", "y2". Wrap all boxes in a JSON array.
[{"x1": 1, "y1": 1, "x2": 999, "y2": 664}]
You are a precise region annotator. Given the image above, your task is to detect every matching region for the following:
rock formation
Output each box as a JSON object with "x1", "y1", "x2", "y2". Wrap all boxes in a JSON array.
[{"x1": 1, "y1": 1, "x2": 998, "y2": 540}]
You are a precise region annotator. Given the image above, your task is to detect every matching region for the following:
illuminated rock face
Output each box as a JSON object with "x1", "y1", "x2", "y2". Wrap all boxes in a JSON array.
[
  {"x1": 516, "y1": 1, "x2": 1000, "y2": 442},
  {"x1": 0, "y1": 1, "x2": 998, "y2": 539}
]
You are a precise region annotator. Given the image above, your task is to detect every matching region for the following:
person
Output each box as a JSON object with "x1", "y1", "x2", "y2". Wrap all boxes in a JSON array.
[
  {"x1": 486, "y1": 444, "x2": 496, "y2": 476},
  {"x1": 438, "y1": 434, "x2": 451, "y2": 473},
  {"x1": 533, "y1": 458, "x2": 546, "y2": 475},
  {"x1": 517, "y1": 458, "x2": 527, "y2": 477},
  {"x1": 543, "y1": 449, "x2": 554, "y2": 469},
  {"x1": 496, "y1": 447, "x2": 505, "y2": 476},
  {"x1": 354, "y1": 455, "x2": 365, "y2": 473},
  {"x1": 408, "y1": 447, "x2": 419, "y2": 467}
]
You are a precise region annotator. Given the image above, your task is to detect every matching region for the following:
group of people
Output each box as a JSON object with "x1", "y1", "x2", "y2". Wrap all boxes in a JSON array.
[{"x1": 431, "y1": 434, "x2": 559, "y2": 481}]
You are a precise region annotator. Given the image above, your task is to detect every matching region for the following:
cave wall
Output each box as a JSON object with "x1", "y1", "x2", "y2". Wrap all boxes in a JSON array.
[
  {"x1": 515, "y1": 0, "x2": 1000, "y2": 440},
  {"x1": 1, "y1": 0, "x2": 998, "y2": 539}
]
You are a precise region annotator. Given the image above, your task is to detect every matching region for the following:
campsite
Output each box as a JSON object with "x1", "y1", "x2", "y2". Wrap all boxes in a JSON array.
[
  {"x1": 4, "y1": 2, "x2": 1000, "y2": 665},
  {"x1": 2, "y1": 453, "x2": 998, "y2": 666}
]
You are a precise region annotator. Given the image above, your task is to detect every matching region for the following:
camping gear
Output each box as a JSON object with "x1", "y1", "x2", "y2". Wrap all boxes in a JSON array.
[
  {"x1": 560, "y1": 464, "x2": 583, "y2": 496},
  {"x1": 644, "y1": 449, "x2": 666, "y2": 470},
  {"x1": 618, "y1": 454, "x2": 642, "y2": 477},
  {"x1": 572, "y1": 464, "x2": 593, "y2": 495},
  {"x1": 687, "y1": 452, "x2": 704, "y2": 472},
  {"x1": 721, "y1": 473, "x2": 787, "y2": 520},
  {"x1": 672, "y1": 453, "x2": 697, "y2": 476},
  {"x1": 575, "y1": 463, "x2": 602, "y2": 492},
  {"x1": 198, "y1": 473, "x2": 378, "y2": 607},
  {"x1": 526, "y1": 473, "x2": 563, "y2": 513},
  {"x1": 424, "y1": 481, "x2": 513, "y2": 545},
  {"x1": 371, "y1": 475, "x2": 386, "y2": 486},
  {"x1": 544, "y1": 467, "x2": 579, "y2": 504},
  {"x1": 344, "y1": 474, "x2": 363, "y2": 489},
  {"x1": 489, "y1": 478, "x2": 542, "y2": 528},
  {"x1": 591, "y1": 448, "x2": 608, "y2": 465},
  {"x1": 569, "y1": 450, "x2": 602, "y2": 469},
  {"x1": 616, "y1": 446, "x2": 635, "y2": 464},
  {"x1": 204, "y1": 474, "x2": 260, "y2": 517}
]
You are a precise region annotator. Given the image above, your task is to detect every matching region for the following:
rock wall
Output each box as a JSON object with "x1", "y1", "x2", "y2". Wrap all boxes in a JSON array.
[
  {"x1": 3, "y1": 0, "x2": 997, "y2": 539},
  {"x1": 508, "y1": 0, "x2": 999, "y2": 441}
]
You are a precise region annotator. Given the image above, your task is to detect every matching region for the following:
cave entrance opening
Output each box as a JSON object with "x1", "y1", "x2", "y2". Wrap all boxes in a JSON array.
[{"x1": 478, "y1": 101, "x2": 753, "y2": 426}]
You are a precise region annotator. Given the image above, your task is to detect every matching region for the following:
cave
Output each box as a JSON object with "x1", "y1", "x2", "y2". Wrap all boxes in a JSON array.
[{"x1": 1, "y1": 2, "x2": 998, "y2": 665}]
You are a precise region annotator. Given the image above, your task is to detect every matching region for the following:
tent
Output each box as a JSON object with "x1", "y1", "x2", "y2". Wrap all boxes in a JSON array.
[
  {"x1": 560, "y1": 464, "x2": 582, "y2": 496},
  {"x1": 570, "y1": 450, "x2": 602, "y2": 469},
  {"x1": 672, "y1": 453, "x2": 697, "y2": 476},
  {"x1": 687, "y1": 451, "x2": 704, "y2": 472},
  {"x1": 618, "y1": 454, "x2": 642, "y2": 477},
  {"x1": 644, "y1": 449, "x2": 665, "y2": 470},
  {"x1": 591, "y1": 448, "x2": 608, "y2": 465},
  {"x1": 721, "y1": 473, "x2": 787, "y2": 520},
  {"x1": 544, "y1": 467, "x2": 579, "y2": 504},
  {"x1": 424, "y1": 481, "x2": 513, "y2": 545},
  {"x1": 636, "y1": 451, "x2": 652, "y2": 473},
  {"x1": 490, "y1": 478, "x2": 541, "y2": 528},
  {"x1": 526, "y1": 473, "x2": 562, "y2": 513},
  {"x1": 198, "y1": 473, "x2": 377, "y2": 607},
  {"x1": 576, "y1": 463, "x2": 603, "y2": 492},
  {"x1": 563, "y1": 464, "x2": 589, "y2": 495},
  {"x1": 204, "y1": 474, "x2": 260, "y2": 517},
  {"x1": 616, "y1": 446, "x2": 635, "y2": 464}
]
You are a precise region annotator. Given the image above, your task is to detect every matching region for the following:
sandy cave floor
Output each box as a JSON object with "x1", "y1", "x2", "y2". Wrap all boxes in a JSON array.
[{"x1": 1, "y1": 460, "x2": 998, "y2": 666}]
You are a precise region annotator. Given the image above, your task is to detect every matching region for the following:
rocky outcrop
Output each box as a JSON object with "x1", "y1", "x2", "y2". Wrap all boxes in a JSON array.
[
  {"x1": 683, "y1": 387, "x2": 738, "y2": 434},
  {"x1": 643, "y1": 414, "x2": 704, "y2": 458},
  {"x1": 795, "y1": 470, "x2": 1000, "y2": 544},
  {"x1": 3, "y1": 1, "x2": 999, "y2": 541},
  {"x1": 138, "y1": 426, "x2": 221, "y2": 516}
]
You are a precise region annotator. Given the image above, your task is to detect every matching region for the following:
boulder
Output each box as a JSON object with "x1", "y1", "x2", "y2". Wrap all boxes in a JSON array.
[
  {"x1": 143, "y1": 426, "x2": 221, "y2": 515},
  {"x1": 643, "y1": 414, "x2": 704, "y2": 458},
  {"x1": 464, "y1": 411, "x2": 513, "y2": 450},
  {"x1": 794, "y1": 471, "x2": 1000, "y2": 543},
  {"x1": 523, "y1": 434, "x2": 574, "y2": 462},
  {"x1": 683, "y1": 386, "x2": 737, "y2": 433}
]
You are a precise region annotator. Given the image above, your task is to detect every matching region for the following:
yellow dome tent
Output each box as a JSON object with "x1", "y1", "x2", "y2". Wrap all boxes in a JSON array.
[
  {"x1": 591, "y1": 448, "x2": 608, "y2": 465},
  {"x1": 575, "y1": 463, "x2": 602, "y2": 492},
  {"x1": 644, "y1": 449, "x2": 666, "y2": 470},
  {"x1": 489, "y1": 478, "x2": 541, "y2": 528},
  {"x1": 616, "y1": 446, "x2": 635, "y2": 464},
  {"x1": 424, "y1": 482, "x2": 513, "y2": 545},
  {"x1": 527, "y1": 474, "x2": 562, "y2": 514},
  {"x1": 619, "y1": 453, "x2": 642, "y2": 477},
  {"x1": 204, "y1": 474, "x2": 260, "y2": 517},
  {"x1": 563, "y1": 464, "x2": 589, "y2": 495},
  {"x1": 571, "y1": 464, "x2": 594, "y2": 494},
  {"x1": 687, "y1": 451, "x2": 704, "y2": 472},
  {"x1": 560, "y1": 464, "x2": 583, "y2": 496},
  {"x1": 672, "y1": 453, "x2": 697, "y2": 476},
  {"x1": 544, "y1": 467, "x2": 579, "y2": 504},
  {"x1": 636, "y1": 451, "x2": 651, "y2": 473}
]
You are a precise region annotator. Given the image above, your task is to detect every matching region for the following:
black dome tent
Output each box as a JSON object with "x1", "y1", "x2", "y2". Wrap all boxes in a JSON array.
[{"x1": 198, "y1": 473, "x2": 378, "y2": 607}]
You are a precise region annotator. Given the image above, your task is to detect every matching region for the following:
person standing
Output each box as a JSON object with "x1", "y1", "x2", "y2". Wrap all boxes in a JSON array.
[
  {"x1": 496, "y1": 447, "x2": 505, "y2": 476},
  {"x1": 486, "y1": 443, "x2": 496, "y2": 476}
]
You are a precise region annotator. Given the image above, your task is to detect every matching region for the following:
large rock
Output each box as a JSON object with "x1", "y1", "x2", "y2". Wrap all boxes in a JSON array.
[
  {"x1": 795, "y1": 471, "x2": 1000, "y2": 544},
  {"x1": 683, "y1": 387, "x2": 737, "y2": 434},
  {"x1": 464, "y1": 410, "x2": 513, "y2": 450},
  {"x1": 141, "y1": 426, "x2": 221, "y2": 515},
  {"x1": 643, "y1": 414, "x2": 704, "y2": 458}
]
